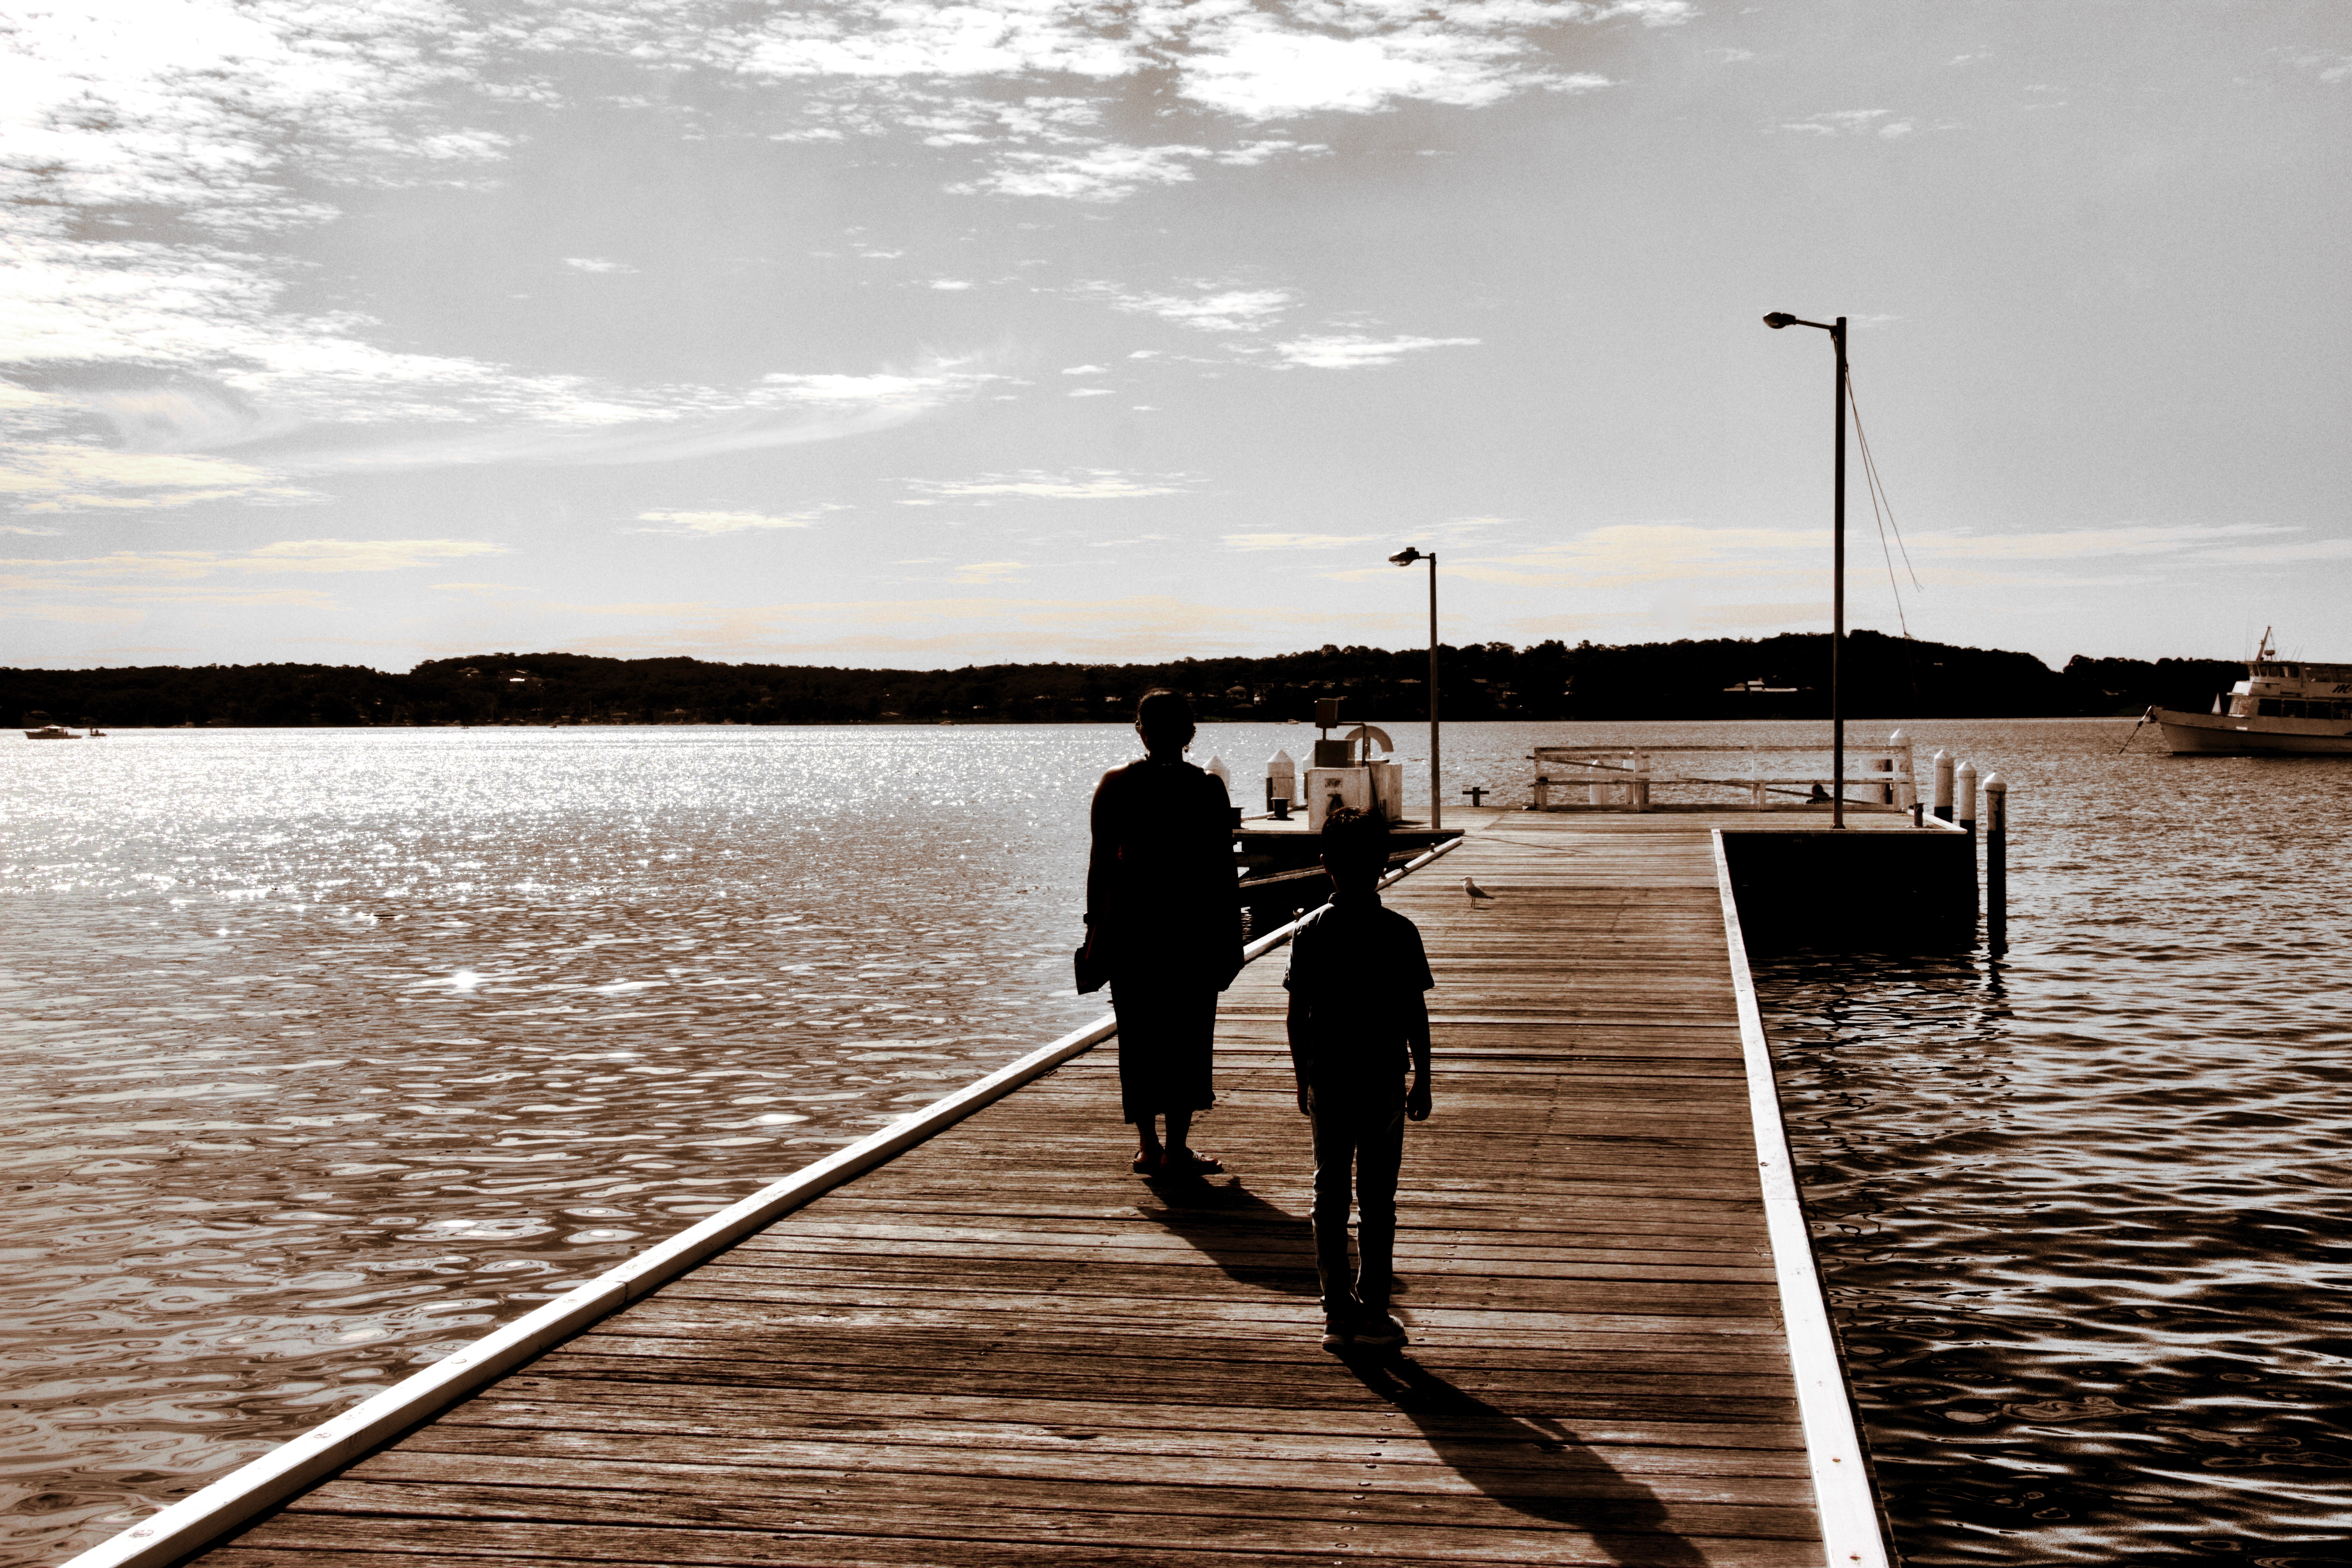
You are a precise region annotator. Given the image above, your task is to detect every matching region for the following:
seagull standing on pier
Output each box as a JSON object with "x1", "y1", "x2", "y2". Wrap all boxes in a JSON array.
[{"x1": 1463, "y1": 876, "x2": 1497, "y2": 902}]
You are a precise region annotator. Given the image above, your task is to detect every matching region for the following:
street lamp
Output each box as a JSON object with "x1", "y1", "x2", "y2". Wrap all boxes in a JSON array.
[
  {"x1": 1390, "y1": 546, "x2": 1440, "y2": 830},
  {"x1": 1763, "y1": 309, "x2": 1848, "y2": 829}
]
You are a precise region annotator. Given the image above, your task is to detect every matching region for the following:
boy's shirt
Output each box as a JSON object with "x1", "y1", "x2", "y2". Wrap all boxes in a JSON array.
[{"x1": 1284, "y1": 892, "x2": 1435, "y2": 1082}]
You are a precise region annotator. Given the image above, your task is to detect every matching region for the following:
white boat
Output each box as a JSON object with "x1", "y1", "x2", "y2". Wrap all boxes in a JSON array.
[
  {"x1": 2151, "y1": 630, "x2": 2352, "y2": 755},
  {"x1": 21, "y1": 724, "x2": 80, "y2": 740}
]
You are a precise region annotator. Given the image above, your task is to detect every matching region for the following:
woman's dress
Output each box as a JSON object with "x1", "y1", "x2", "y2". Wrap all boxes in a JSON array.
[{"x1": 1086, "y1": 757, "x2": 1242, "y2": 1125}]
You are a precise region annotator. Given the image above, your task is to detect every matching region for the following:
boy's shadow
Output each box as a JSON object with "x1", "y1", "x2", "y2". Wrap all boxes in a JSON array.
[
  {"x1": 1344, "y1": 1355, "x2": 1710, "y2": 1565},
  {"x1": 1138, "y1": 1178, "x2": 1704, "y2": 1564}
]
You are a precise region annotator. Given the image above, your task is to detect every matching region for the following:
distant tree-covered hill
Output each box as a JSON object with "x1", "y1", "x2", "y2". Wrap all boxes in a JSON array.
[{"x1": 3, "y1": 634, "x2": 2247, "y2": 729}]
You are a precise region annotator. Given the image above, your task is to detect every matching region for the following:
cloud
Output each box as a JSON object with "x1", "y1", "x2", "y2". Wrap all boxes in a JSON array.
[
  {"x1": 928, "y1": 278, "x2": 974, "y2": 290},
  {"x1": 1224, "y1": 532, "x2": 1384, "y2": 551},
  {"x1": 736, "y1": 2, "x2": 1677, "y2": 174},
  {"x1": 1778, "y1": 109, "x2": 1895, "y2": 135},
  {"x1": 1098, "y1": 285, "x2": 1296, "y2": 332},
  {"x1": 4, "y1": 539, "x2": 504, "y2": 580},
  {"x1": 903, "y1": 469, "x2": 1191, "y2": 501},
  {"x1": 1455, "y1": 520, "x2": 2323, "y2": 593},
  {"x1": 951, "y1": 561, "x2": 1026, "y2": 584},
  {"x1": 634, "y1": 509, "x2": 836, "y2": 535},
  {"x1": 0, "y1": 441, "x2": 316, "y2": 512},
  {"x1": 534, "y1": 592, "x2": 1419, "y2": 663},
  {"x1": 561, "y1": 257, "x2": 636, "y2": 274},
  {"x1": 2284, "y1": 50, "x2": 2352, "y2": 84},
  {"x1": 1, "y1": 537, "x2": 505, "y2": 622},
  {"x1": 1902, "y1": 523, "x2": 2291, "y2": 561},
  {"x1": 1061, "y1": 365, "x2": 1108, "y2": 375},
  {"x1": 1176, "y1": 23, "x2": 1611, "y2": 121},
  {"x1": 1272, "y1": 333, "x2": 1481, "y2": 369}
]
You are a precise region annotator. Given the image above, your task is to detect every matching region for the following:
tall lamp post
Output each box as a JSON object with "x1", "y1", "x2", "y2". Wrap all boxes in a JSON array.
[
  {"x1": 1389, "y1": 547, "x2": 1440, "y2": 830},
  {"x1": 1763, "y1": 309, "x2": 1847, "y2": 830}
]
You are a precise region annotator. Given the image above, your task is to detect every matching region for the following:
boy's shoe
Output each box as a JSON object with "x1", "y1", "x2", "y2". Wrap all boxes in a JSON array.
[
  {"x1": 1319, "y1": 1297, "x2": 1363, "y2": 1352},
  {"x1": 1351, "y1": 1309, "x2": 1408, "y2": 1351}
]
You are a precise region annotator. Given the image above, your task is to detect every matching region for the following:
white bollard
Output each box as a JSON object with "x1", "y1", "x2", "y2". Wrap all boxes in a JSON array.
[
  {"x1": 1956, "y1": 760, "x2": 1978, "y2": 835},
  {"x1": 1933, "y1": 749, "x2": 1954, "y2": 821},
  {"x1": 1890, "y1": 728, "x2": 1916, "y2": 809},
  {"x1": 1265, "y1": 749, "x2": 1296, "y2": 816},
  {"x1": 1205, "y1": 755, "x2": 1231, "y2": 797}
]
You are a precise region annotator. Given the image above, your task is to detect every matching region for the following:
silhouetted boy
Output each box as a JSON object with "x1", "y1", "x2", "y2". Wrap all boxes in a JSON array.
[{"x1": 1284, "y1": 807, "x2": 1433, "y2": 1351}]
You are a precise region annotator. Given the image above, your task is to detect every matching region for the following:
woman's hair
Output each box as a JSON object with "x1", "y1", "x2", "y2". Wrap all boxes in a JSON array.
[{"x1": 1135, "y1": 688, "x2": 1195, "y2": 734}]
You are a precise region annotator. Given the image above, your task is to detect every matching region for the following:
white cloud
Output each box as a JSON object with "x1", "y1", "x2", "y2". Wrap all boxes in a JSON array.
[
  {"x1": 953, "y1": 142, "x2": 1212, "y2": 202},
  {"x1": 1273, "y1": 333, "x2": 1481, "y2": 369},
  {"x1": 1178, "y1": 24, "x2": 1578, "y2": 121},
  {"x1": 951, "y1": 560, "x2": 1026, "y2": 584},
  {"x1": 2283, "y1": 50, "x2": 2352, "y2": 85},
  {"x1": 0, "y1": 442, "x2": 315, "y2": 512},
  {"x1": 1779, "y1": 109, "x2": 1893, "y2": 135},
  {"x1": 1099, "y1": 286, "x2": 1296, "y2": 333},
  {"x1": 906, "y1": 470, "x2": 1191, "y2": 501},
  {"x1": 1224, "y1": 532, "x2": 1383, "y2": 551},
  {"x1": 928, "y1": 278, "x2": 975, "y2": 290},
  {"x1": 1062, "y1": 365, "x2": 1108, "y2": 375},
  {"x1": 1068, "y1": 387, "x2": 1115, "y2": 397},
  {"x1": 1903, "y1": 523, "x2": 2290, "y2": 561},
  {"x1": 562, "y1": 257, "x2": 636, "y2": 274},
  {"x1": 634, "y1": 509, "x2": 835, "y2": 535},
  {"x1": 4, "y1": 537, "x2": 503, "y2": 585}
]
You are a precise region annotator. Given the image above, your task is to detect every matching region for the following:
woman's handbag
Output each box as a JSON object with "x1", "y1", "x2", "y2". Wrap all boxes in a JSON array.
[{"x1": 1074, "y1": 926, "x2": 1108, "y2": 995}]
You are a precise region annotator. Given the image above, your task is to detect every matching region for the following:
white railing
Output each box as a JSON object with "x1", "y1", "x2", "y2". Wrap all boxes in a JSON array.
[{"x1": 1530, "y1": 732, "x2": 1919, "y2": 812}]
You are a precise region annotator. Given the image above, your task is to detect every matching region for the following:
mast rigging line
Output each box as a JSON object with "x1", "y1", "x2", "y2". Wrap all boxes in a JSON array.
[{"x1": 1842, "y1": 365, "x2": 1919, "y2": 641}]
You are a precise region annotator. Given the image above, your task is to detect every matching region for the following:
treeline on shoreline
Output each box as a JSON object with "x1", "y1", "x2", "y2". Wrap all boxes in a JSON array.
[{"x1": 5, "y1": 632, "x2": 2244, "y2": 730}]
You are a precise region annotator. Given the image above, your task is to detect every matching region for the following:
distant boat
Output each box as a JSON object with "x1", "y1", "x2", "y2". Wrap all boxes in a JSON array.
[
  {"x1": 2151, "y1": 629, "x2": 2352, "y2": 755},
  {"x1": 22, "y1": 724, "x2": 80, "y2": 740}
]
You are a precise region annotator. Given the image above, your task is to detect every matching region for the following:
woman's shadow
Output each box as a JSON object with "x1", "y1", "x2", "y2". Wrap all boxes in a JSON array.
[
  {"x1": 1142, "y1": 1179, "x2": 1709, "y2": 1565},
  {"x1": 1136, "y1": 1173, "x2": 1322, "y2": 1296}
]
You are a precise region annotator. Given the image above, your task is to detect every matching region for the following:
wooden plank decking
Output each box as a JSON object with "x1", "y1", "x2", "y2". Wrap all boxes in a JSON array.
[{"x1": 180, "y1": 813, "x2": 1842, "y2": 1568}]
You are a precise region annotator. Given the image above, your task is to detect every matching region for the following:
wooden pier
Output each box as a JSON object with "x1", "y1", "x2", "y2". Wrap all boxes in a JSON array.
[{"x1": 88, "y1": 809, "x2": 1928, "y2": 1568}]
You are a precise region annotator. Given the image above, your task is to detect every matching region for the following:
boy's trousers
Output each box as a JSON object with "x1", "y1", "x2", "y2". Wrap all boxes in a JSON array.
[{"x1": 1307, "y1": 1081, "x2": 1406, "y2": 1311}]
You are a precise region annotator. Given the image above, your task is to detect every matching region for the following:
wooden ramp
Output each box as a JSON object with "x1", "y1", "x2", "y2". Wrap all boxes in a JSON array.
[{"x1": 181, "y1": 814, "x2": 1844, "y2": 1568}]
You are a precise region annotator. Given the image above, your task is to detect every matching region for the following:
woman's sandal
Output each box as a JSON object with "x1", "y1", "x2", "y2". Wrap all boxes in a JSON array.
[
  {"x1": 1161, "y1": 1149, "x2": 1225, "y2": 1176},
  {"x1": 1132, "y1": 1149, "x2": 1162, "y2": 1174}
]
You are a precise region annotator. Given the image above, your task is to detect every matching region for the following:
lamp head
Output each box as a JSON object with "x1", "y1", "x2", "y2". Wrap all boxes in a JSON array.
[
  {"x1": 1389, "y1": 548, "x2": 1423, "y2": 565},
  {"x1": 1762, "y1": 312, "x2": 1796, "y2": 329}
]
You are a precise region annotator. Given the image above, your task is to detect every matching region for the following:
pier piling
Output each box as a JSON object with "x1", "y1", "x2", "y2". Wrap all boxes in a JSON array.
[{"x1": 1984, "y1": 773, "x2": 2008, "y2": 955}]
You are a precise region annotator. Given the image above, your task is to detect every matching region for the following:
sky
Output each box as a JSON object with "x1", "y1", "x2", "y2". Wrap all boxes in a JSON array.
[{"x1": 3, "y1": 0, "x2": 2348, "y2": 673}]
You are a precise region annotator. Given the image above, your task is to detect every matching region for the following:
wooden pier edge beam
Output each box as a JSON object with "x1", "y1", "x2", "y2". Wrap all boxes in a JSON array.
[
  {"x1": 64, "y1": 834, "x2": 1467, "y2": 1568},
  {"x1": 1710, "y1": 828, "x2": 1896, "y2": 1568}
]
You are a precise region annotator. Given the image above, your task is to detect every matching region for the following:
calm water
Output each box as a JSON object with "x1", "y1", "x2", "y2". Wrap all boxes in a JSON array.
[
  {"x1": 1752, "y1": 719, "x2": 2352, "y2": 1567},
  {"x1": 2, "y1": 720, "x2": 2345, "y2": 1565}
]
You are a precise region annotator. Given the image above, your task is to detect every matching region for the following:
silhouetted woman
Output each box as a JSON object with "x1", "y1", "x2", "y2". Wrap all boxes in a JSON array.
[{"x1": 1083, "y1": 689, "x2": 1243, "y2": 1175}]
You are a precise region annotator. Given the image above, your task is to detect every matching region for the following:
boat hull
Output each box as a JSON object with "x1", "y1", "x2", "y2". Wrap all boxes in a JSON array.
[{"x1": 2152, "y1": 707, "x2": 2352, "y2": 755}]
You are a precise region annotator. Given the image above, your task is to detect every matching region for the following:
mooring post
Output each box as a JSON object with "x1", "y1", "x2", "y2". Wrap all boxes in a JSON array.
[
  {"x1": 1984, "y1": 772, "x2": 2007, "y2": 955},
  {"x1": 1933, "y1": 749, "x2": 1954, "y2": 822},
  {"x1": 1956, "y1": 760, "x2": 1978, "y2": 838},
  {"x1": 1890, "y1": 728, "x2": 1915, "y2": 809}
]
